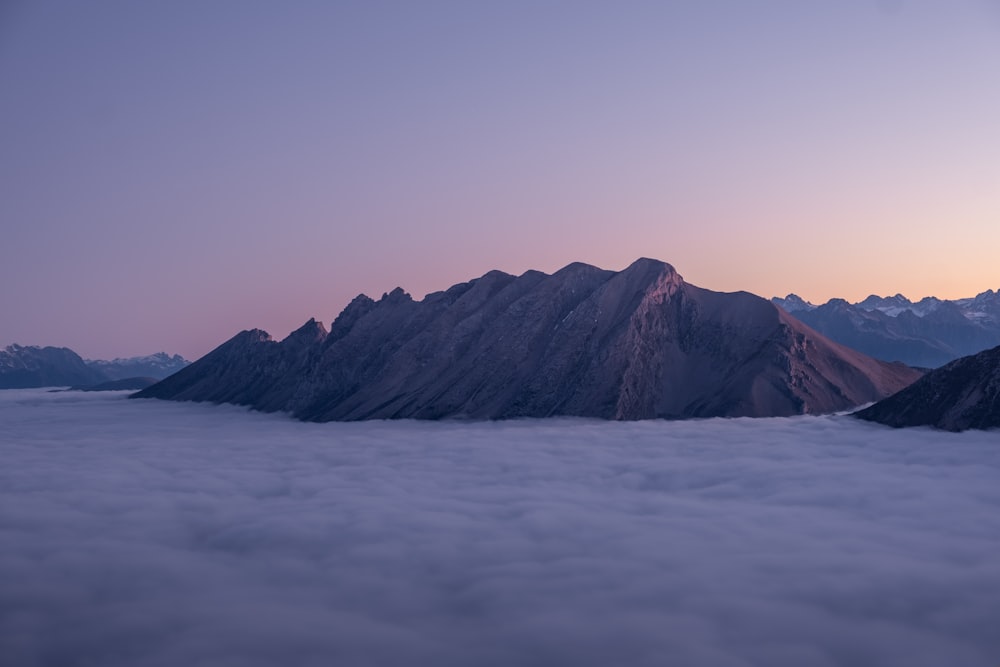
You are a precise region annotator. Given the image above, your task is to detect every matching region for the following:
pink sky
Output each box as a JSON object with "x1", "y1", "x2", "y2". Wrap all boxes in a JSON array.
[{"x1": 2, "y1": 1, "x2": 998, "y2": 359}]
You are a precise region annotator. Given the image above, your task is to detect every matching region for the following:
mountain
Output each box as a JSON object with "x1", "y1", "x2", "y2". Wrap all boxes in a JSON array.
[
  {"x1": 1, "y1": 346, "x2": 190, "y2": 389},
  {"x1": 135, "y1": 259, "x2": 920, "y2": 421},
  {"x1": 85, "y1": 352, "x2": 189, "y2": 380},
  {"x1": 771, "y1": 294, "x2": 816, "y2": 313},
  {"x1": 855, "y1": 345, "x2": 1000, "y2": 431},
  {"x1": 856, "y1": 293, "x2": 944, "y2": 318},
  {"x1": 954, "y1": 289, "x2": 1000, "y2": 325},
  {"x1": 772, "y1": 290, "x2": 1000, "y2": 368},
  {"x1": 0, "y1": 344, "x2": 106, "y2": 389}
]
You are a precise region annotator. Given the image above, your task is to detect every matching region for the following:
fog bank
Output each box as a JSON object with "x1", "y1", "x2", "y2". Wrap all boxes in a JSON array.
[{"x1": 2, "y1": 390, "x2": 999, "y2": 666}]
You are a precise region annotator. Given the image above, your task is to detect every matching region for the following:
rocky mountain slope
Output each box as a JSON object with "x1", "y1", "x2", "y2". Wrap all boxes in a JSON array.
[
  {"x1": 855, "y1": 344, "x2": 1000, "y2": 431},
  {"x1": 772, "y1": 290, "x2": 1000, "y2": 368},
  {"x1": 135, "y1": 259, "x2": 920, "y2": 421}
]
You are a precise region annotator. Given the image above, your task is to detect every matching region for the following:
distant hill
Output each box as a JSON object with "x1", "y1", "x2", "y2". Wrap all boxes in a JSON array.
[
  {"x1": 0, "y1": 344, "x2": 106, "y2": 389},
  {"x1": 0, "y1": 346, "x2": 188, "y2": 389},
  {"x1": 135, "y1": 258, "x2": 920, "y2": 421},
  {"x1": 772, "y1": 290, "x2": 1000, "y2": 368},
  {"x1": 85, "y1": 353, "x2": 189, "y2": 381},
  {"x1": 855, "y1": 345, "x2": 1000, "y2": 431}
]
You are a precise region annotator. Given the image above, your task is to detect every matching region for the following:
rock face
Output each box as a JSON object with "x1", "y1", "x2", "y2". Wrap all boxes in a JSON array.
[
  {"x1": 772, "y1": 291, "x2": 1000, "y2": 368},
  {"x1": 855, "y1": 345, "x2": 1000, "y2": 431},
  {"x1": 0, "y1": 344, "x2": 106, "y2": 389},
  {"x1": 135, "y1": 259, "x2": 922, "y2": 420}
]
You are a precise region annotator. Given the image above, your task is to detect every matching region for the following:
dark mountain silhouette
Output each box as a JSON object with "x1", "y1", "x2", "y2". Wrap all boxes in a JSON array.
[
  {"x1": 855, "y1": 345, "x2": 1000, "y2": 431},
  {"x1": 1, "y1": 346, "x2": 189, "y2": 389},
  {"x1": 135, "y1": 259, "x2": 920, "y2": 421},
  {"x1": 0, "y1": 344, "x2": 106, "y2": 389},
  {"x1": 772, "y1": 290, "x2": 1000, "y2": 368}
]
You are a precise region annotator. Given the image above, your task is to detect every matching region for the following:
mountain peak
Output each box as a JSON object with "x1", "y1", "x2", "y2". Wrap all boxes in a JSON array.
[
  {"x1": 973, "y1": 289, "x2": 998, "y2": 301},
  {"x1": 380, "y1": 287, "x2": 412, "y2": 304},
  {"x1": 622, "y1": 257, "x2": 680, "y2": 277},
  {"x1": 283, "y1": 318, "x2": 328, "y2": 346},
  {"x1": 772, "y1": 294, "x2": 816, "y2": 312},
  {"x1": 627, "y1": 257, "x2": 671, "y2": 270}
]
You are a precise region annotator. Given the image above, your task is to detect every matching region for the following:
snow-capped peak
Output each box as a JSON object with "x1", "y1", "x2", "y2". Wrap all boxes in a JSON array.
[{"x1": 771, "y1": 294, "x2": 816, "y2": 312}]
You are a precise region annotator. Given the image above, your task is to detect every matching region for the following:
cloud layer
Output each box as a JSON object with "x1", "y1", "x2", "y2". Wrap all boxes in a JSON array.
[{"x1": 2, "y1": 389, "x2": 999, "y2": 666}]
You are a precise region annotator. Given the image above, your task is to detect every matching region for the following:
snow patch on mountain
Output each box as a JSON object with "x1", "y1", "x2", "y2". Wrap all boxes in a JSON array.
[
  {"x1": 770, "y1": 294, "x2": 815, "y2": 312},
  {"x1": 85, "y1": 352, "x2": 189, "y2": 380}
]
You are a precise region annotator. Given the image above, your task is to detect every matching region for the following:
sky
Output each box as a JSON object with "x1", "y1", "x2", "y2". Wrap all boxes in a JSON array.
[
  {"x1": 3, "y1": 389, "x2": 1000, "y2": 666},
  {"x1": 2, "y1": 0, "x2": 999, "y2": 359}
]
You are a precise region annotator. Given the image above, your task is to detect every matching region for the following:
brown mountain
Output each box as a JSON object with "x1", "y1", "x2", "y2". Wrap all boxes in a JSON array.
[
  {"x1": 855, "y1": 344, "x2": 1000, "y2": 431},
  {"x1": 133, "y1": 259, "x2": 921, "y2": 421}
]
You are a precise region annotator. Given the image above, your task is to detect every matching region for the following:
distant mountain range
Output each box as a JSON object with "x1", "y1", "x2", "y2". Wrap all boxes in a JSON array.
[
  {"x1": 84, "y1": 352, "x2": 190, "y2": 381},
  {"x1": 0, "y1": 346, "x2": 189, "y2": 389},
  {"x1": 135, "y1": 258, "x2": 920, "y2": 420},
  {"x1": 772, "y1": 290, "x2": 1000, "y2": 368},
  {"x1": 856, "y1": 344, "x2": 1000, "y2": 431},
  {"x1": 0, "y1": 345, "x2": 105, "y2": 389}
]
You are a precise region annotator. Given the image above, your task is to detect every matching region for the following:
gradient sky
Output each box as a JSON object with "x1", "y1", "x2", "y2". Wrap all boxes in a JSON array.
[{"x1": 2, "y1": 0, "x2": 999, "y2": 359}]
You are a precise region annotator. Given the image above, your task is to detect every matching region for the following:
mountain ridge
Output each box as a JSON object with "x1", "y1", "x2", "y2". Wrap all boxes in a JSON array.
[
  {"x1": 134, "y1": 259, "x2": 920, "y2": 421},
  {"x1": 773, "y1": 289, "x2": 1000, "y2": 321}
]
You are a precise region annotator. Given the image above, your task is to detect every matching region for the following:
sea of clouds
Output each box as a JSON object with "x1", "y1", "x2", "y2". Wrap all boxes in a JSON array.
[{"x1": 1, "y1": 388, "x2": 999, "y2": 667}]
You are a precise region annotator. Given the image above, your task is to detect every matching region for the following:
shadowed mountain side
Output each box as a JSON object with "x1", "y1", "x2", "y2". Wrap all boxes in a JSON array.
[
  {"x1": 855, "y1": 345, "x2": 1000, "y2": 431},
  {"x1": 135, "y1": 319, "x2": 328, "y2": 412},
  {"x1": 134, "y1": 259, "x2": 921, "y2": 420},
  {"x1": 1, "y1": 346, "x2": 190, "y2": 388},
  {"x1": 0, "y1": 345, "x2": 106, "y2": 389}
]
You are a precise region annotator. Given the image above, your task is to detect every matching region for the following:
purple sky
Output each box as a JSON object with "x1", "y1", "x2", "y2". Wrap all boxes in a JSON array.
[{"x1": 2, "y1": 1, "x2": 999, "y2": 360}]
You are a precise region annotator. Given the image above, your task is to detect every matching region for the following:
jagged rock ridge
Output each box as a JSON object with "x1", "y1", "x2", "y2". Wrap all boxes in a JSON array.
[
  {"x1": 855, "y1": 345, "x2": 1000, "y2": 431},
  {"x1": 135, "y1": 259, "x2": 921, "y2": 420}
]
